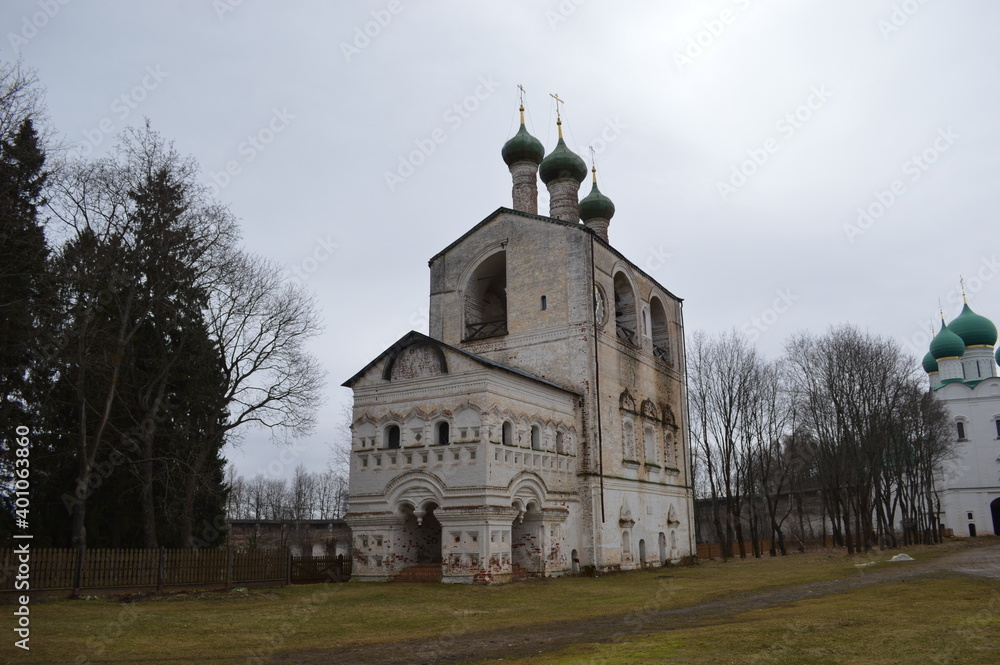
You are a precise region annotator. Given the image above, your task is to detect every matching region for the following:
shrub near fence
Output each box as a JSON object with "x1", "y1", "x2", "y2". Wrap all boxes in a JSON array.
[{"x1": 0, "y1": 547, "x2": 290, "y2": 594}]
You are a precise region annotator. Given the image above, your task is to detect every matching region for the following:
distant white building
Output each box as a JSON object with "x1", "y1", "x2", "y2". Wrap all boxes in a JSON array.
[
  {"x1": 923, "y1": 301, "x2": 1000, "y2": 536},
  {"x1": 342, "y1": 105, "x2": 695, "y2": 583}
]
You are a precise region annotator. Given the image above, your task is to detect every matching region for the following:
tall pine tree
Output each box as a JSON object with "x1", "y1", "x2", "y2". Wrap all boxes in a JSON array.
[{"x1": 0, "y1": 117, "x2": 50, "y2": 536}]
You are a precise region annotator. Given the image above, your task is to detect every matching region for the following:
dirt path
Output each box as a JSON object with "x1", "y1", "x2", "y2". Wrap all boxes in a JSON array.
[{"x1": 278, "y1": 544, "x2": 1000, "y2": 665}]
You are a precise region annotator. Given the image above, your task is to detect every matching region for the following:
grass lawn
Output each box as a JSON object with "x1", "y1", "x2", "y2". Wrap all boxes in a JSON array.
[
  {"x1": 492, "y1": 575, "x2": 1000, "y2": 665},
  {"x1": 17, "y1": 538, "x2": 997, "y2": 664}
]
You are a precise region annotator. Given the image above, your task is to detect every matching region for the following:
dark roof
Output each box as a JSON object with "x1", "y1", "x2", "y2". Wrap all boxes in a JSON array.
[
  {"x1": 428, "y1": 206, "x2": 684, "y2": 304},
  {"x1": 341, "y1": 330, "x2": 581, "y2": 395}
]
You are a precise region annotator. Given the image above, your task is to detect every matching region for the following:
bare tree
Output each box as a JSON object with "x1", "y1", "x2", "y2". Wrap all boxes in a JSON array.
[
  {"x1": 785, "y1": 325, "x2": 954, "y2": 552},
  {"x1": 0, "y1": 60, "x2": 45, "y2": 144},
  {"x1": 172, "y1": 250, "x2": 325, "y2": 546},
  {"x1": 689, "y1": 330, "x2": 774, "y2": 558}
]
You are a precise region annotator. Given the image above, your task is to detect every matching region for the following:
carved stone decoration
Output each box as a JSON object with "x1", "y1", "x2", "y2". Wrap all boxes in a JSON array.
[
  {"x1": 619, "y1": 389, "x2": 637, "y2": 413},
  {"x1": 619, "y1": 506, "x2": 635, "y2": 529}
]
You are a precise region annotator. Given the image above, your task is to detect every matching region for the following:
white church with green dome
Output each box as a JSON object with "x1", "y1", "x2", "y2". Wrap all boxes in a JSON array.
[
  {"x1": 922, "y1": 300, "x2": 1000, "y2": 537},
  {"x1": 343, "y1": 99, "x2": 693, "y2": 583}
]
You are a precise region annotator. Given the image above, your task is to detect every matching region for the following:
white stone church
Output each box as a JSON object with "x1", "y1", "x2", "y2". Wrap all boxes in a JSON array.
[
  {"x1": 343, "y1": 104, "x2": 695, "y2": 583},
  {"x1": 923, "y1": 301, "x2": 1000, "y2": 537}
]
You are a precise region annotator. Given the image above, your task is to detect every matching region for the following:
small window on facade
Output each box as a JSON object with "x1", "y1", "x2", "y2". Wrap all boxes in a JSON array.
[
  {"x1": 957, "y1": 421, "x2": 966, "y2": 440},
  {"x1": 437, "y1": 421, "x2": 450, "y2": 445},
  {"x1": 530, "y1": 425, "x2": 541, "y2": 450},
  {"x1": 967, "y1": 512, "x2": 974, "y2": 520},
  {"x1": 540, "y1": 295, "x2": 547, "y2": 311},
  {"x1": 995, "y1": 419, "x2": 1000, "y2": 438},
  {"x1": 384, "y1": 425, "x2": 400, "y2": 449},
  {"x1": 555, "y1": 431, "x2": 565, "y2": 454},
  {"x1": 502, "y1": 421, "x2": 513, "y2": 446}
]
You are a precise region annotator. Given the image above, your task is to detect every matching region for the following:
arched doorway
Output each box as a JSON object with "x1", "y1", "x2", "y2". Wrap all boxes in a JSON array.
[
  {"x1": 992, "y1": 498, "x2": 1000, "y2": 536},
  {"x1": 658, "y1": 532, "x2": 667, "y2": 565},
  {"x1": 638, "y1": 539, "x2": 647, "y2": 567},
  {"x1": 512, "y1": 502, "x2": 543, "y2": 573},
  {"x1": 400, "y1": 502, "x2": 442, "y2": 564}
]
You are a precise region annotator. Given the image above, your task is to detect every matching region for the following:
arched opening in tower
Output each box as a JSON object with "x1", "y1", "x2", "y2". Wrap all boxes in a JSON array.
[
  {"x1": 613, "y1": 272, "x2": 637, "y2": 345},
  {"x1": 650, "y1": 297, "x2": 670, "y2": 361},
  {"x1": 464, "y1": 251, "x2": 507, "y2": 341}
]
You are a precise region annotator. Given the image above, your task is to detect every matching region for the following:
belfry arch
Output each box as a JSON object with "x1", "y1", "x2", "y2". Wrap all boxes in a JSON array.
[
  {"x1": 650, "y1": 296, "x2": 670, "y2": 361},
  {"x1": 464, "y1": 250, "x2": 507, "y2": 341},
  {"x1": 613, "y1": 271, "x2": 637, "y2": 345}
]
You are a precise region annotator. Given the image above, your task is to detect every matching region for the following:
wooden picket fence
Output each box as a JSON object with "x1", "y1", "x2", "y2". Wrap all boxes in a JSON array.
[
  {"x1": 0, "y1": 547, "x2": 291, "y2": 594},
  {"x1": 289, "y1": 554, "x2": 351, "y2": 584}
]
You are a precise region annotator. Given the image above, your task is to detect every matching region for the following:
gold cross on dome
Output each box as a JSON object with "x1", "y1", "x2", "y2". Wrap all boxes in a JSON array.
[{"x1": 550, "y1": 93, "x2": 565, "y2": 121}]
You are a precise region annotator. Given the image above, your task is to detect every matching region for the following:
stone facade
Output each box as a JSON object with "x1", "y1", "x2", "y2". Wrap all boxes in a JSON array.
[{"x1": 344, "y1": 122, "x2": 695, "y2": 583}]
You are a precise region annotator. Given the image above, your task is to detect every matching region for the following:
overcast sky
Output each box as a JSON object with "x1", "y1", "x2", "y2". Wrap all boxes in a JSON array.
[{"x1": 6, "y1": 0, "x2": 999, "y2": 481}]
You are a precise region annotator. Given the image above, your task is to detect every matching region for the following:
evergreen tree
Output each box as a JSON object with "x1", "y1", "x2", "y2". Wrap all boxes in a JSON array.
[{"x1": 0, "y1": 117, "x2": 50, "y2": 535}]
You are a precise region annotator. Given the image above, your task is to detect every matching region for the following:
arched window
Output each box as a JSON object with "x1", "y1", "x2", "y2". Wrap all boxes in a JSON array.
[
  {"x1": 994, "y1": 418, "x2": 1000, "y2": 439},
  {"x1": 464, "y1": 251, "x2": 507, "y2": 341},
  {"x1": 555, "y1": 431, "x2": 565, "y2": 454},
  {"x1": 384, "y1": 425, "x2": 400, "y2": 449},
  {"x1": 613, "y1": 272, "x2": 637, "y2": 345},
  {"x1": 956, "y1": 421, "x2": 966, "y2": 440},
  {"x1": 650, "y1": 297, "x2": 670, "y2": 362},
  {"x1": 530, "y1": 425, "x2": 541, "y2": 450},
  {"x1": 623, "y1": 420, "x2": 636, "y2": 461},
  {"x1": 502, "y1": 421, "x2": 513, "y2": 446},
  {"x1": 644, "y1": 426, "x2": 656, "y2": 463},
  {"x1": 436, "y1": 421, "x2": 450, "y2": 445},
  {"x1": 664, "y1": 431, "x2": 676, "y2": 467}
]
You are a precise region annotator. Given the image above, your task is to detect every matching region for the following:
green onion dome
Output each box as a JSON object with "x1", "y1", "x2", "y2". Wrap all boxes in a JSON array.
[
  {"x1": 579, "y1": 175, "x2": 615, "y2": 222},
  {"x1": 539, "y1": 136, "x2": 588, "y2": 184},
  {"x1": 930, "y1": 321, "x2": 966, "y2": 360},
  {"x1": 947, "y1": 303, "x2": 998, "y2": 347},
  {"x1": 501, "y1": 116, "x2": 544, "y2": 166},
  {"x1": 995, "y1": 346, "x2": 999, "y2": 366},
  {"x1": 922, "y1": 350, "x2": 939, "y2": 374}
]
